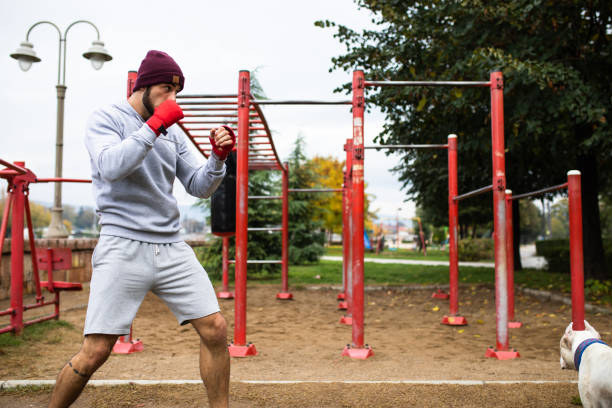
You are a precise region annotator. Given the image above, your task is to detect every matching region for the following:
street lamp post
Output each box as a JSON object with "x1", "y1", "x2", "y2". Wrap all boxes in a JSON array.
[{"x1": 10, "y1": 20, "x2": 112, "y2": 238}]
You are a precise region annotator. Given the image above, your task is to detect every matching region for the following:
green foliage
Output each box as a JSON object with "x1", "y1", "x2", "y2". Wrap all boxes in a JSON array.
[
  {"x1": 519, "y1": 200, "x2": 543, "y2": 243},
  {"x1": 536, "y1": 237, "x2": 612, "y2": 274},
  {"x1": 316, "y1": 0, "x2": 611, "y2": 278},
  {"x1": 457, "y1": 238, "x2": 494, "y2": 261},
  {"x1": 287, "y1": 135, "x2": 326, "y2": 264}
]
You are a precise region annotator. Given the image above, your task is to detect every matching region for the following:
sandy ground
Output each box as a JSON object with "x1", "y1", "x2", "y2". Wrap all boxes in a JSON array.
[{"x1": 1, "y1": 283, "x2": 610, "y2": 407}]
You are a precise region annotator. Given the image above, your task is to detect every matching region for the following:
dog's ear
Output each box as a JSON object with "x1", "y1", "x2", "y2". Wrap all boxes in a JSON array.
[
  {"x1": 559, "y1": 332, "x2": 575, "y2": 370},
  {"x1": 560, "y1": 355, "x2": 568, "y2": 369},
  {"x1": 583, "y1": 320, "x2": 601, "y2": 338}
]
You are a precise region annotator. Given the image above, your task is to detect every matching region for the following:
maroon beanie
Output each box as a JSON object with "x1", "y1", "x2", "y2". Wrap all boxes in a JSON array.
[{"x1": 132, "y1": 50, "x2": 185, "y2": 93}]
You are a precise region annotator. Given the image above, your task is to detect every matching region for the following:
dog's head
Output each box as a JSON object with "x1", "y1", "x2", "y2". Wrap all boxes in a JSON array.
[{"x1": 560, "y1": 320, "x2": 600, "y2": 370}]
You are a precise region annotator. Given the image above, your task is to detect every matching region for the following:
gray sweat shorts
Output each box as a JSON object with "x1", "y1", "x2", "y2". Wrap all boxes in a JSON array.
[{"x1": 84, "y1": 235, "x2": 220, "y2": 336}]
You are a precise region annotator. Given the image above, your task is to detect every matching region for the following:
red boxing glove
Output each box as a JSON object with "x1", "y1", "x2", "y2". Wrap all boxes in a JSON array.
[
  {"x1": 209, "y1": 125, "x2": 236, "y2": 160},
  {"x1": 146, "y1": 99, "x2": 184, "y2": 136}
]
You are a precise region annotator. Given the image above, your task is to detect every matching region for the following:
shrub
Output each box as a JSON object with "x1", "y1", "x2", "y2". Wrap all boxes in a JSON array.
[
  {"x1": 457, "y1": 238, "x2": 494, "y2": 261},
  {"x1": 536, "y1": 238, "x2": 612, "y2": 274}
]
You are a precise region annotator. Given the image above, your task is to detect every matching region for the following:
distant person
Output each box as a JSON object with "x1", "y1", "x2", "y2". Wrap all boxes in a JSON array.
[{"x1": 49, "y1": 50, "x2": 234, "y2": 408}]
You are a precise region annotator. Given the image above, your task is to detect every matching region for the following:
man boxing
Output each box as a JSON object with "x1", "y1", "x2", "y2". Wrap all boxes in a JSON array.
[{"x1": 49, "y1": 50, "x2": 233, "y2": 408}]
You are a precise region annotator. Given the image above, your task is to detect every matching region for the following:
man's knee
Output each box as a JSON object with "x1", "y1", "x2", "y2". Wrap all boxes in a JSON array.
[
  {"x1": 194, "y1": 313, "x2": 227, "y2": 347},
  {"x1": 78, "y1": 335, "x2": 116, "y2": 371}
]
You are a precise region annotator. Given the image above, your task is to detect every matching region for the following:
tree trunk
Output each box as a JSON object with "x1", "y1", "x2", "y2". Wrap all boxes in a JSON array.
[
  {"x1": 577, "y1": 152, "x2": 609, "y2": 280},
  {"x1": 513, "y1": 199, "x2": 523, "y2": 270}
]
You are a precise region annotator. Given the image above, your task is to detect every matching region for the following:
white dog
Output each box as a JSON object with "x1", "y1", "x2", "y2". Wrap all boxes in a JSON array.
[{"x1": 560, "y1": 320, "x2": 612, "y2": 408}]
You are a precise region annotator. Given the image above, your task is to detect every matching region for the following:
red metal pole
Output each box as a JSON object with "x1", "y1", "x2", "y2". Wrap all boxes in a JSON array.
[
  {"x1": 342, "y1": 70, "x2": 372, "y2": 359},
  {"x1": 222, "y1": 236, "x2": 230, "y2": 293},
  {"x1": 127, "y1": 71, "x2": 137, "y2": 98},
  {"x1": 228, "y1": 70, "x2": 256, "y2": 356},
  {"x1": 448, "y1": 135, "x2": 458, "y2": 315},
  {"x1": 277, "y1": 163, "x2": 292, "y2": 300},
  {"x1": 486, "y1": 72, "x2": 516, "y2": 359},
  {"x1": 10, "y1": 175, "x2": 26, "y2": 334},
  {"x1": 568, "y1": 171, "x2": 585, "y2": 331},
  {"x1": 0, "y1": 190, "x2": 14, "y2": 261},
  {"x1": 340, "y1": 139, "x2": 353, "y2": 324},
  {"x1": 505, "y1": 190, "x2": 521, "y2": 328},
  {"x1": 442, "y1": 135, "x2": 466, "y2": 325},
  {"x1": 24, "y1": 195, "x2": 43, "y2": 302}
]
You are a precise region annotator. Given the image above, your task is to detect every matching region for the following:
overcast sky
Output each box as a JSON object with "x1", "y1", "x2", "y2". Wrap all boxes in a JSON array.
[{"x1": 2, "y1": 0, "x2": 415, "y2": 222}]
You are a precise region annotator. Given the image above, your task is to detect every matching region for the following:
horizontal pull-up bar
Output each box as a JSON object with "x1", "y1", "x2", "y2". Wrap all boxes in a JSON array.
[
  {"x1": 289, "y1": 188, "x2": 343, "y2": 193},
  {"x1": 36, "y1": 178, "x2": 92, "y2": 183},
  {"x1": 365, "y1": 80, "x2": 491, "y2": 87},
  {"x1": 510, "y1": 182, "x2": 568, "y2": 201},
  {"x1": 454, "y1": 184, "x2": 493, "y2": 201},
  {"x1": 251, "y1": 100, "x2": 352, "y2": 105},
  {"x1": 177, "y1": 94, "x2": 237, "y2": 99},
  {"x1": 364, "y1": 144, "x2": 448, "y2": 150},
  {"x1": 249, "y1": 195, "x2": 282, "y2": 200},
  {"x1": 248, "y1": 227, "x2": 283, "y2": 231},
  {"x1": 228, "y1": 260, "x2": 283, "y2": 264}
]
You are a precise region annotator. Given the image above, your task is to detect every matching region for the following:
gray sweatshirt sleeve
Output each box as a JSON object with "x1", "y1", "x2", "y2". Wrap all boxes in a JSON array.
[
  {"x1": 175, "y1": 135, "x2": 226, "y2": 198},
  {"x1": 85, "y1": 109, "x2": 157, "y2": 182}
]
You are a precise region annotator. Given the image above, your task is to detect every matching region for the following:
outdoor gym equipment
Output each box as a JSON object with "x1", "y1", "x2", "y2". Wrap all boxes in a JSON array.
[
  {"x1": 506, "y1": 171, "x2": 585, "y2": 331},
  {"x1": 0, "y1": 159, "x2": 84, "y2": 335}
]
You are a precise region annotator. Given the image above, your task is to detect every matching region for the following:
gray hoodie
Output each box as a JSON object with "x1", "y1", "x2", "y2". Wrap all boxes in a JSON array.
[{"x1": 85, "y1": 100, "x2": 225, "y2": 243}]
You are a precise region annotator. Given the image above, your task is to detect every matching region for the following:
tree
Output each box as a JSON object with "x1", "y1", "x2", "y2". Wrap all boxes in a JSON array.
[
  {"x1": 287, "y1": 135, "x2": 326, "y2": 263},
  {"x1": 316, "y1": 0, "x2": 611, "y2": 279},
  {"x1": 519, "y1": 200, "x2": 543, "y2": 243},
  {"x1": 310, "y1": 156, "x2": 345, "y2": 241}
]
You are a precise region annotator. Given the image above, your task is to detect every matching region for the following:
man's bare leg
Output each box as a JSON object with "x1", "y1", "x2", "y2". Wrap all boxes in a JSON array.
[
  {"x1": 48, "y1": 334, "x2": 118, "y2": 408},
  {"x1": 191, "y1": 313, "x2": 230, "y2": 408}
]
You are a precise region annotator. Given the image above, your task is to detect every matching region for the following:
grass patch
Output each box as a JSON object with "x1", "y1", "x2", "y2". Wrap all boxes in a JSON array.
[
  {"x1": 0, "y1": 320, "x2": 74, "y2": 348},
  {"x1": 0, "y1": 384, "x2": 52, "y2": 395},
  {"x1": 324, "y1": 245, "x2": 452, "y2": 262}
]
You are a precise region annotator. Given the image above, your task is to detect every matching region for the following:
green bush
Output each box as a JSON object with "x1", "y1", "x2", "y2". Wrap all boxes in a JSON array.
[
  {"x1": 536, "y1": 238, "x2": 612, "y2": 274},
  {"x1": 457, "y1": 238, "x2": 494, "y2": 261}
]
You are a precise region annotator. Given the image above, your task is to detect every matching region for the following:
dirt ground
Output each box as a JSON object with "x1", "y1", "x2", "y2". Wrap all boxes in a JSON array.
[{"x1": 1, "y1": 283, "x2": 611, "y2": 407}]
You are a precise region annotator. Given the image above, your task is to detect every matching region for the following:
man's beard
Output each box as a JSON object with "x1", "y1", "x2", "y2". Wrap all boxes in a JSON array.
[{"x1": 142, "y1": 87, "x2": 155, "y2": 119}]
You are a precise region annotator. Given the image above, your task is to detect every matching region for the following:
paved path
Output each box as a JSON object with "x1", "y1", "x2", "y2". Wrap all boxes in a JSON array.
[
  {"x1": 320, "y1": 256, "x2": 495, "y2": 268},
  {"x1": 322, "y1": 244, "x2": 547, "y2": 270}
]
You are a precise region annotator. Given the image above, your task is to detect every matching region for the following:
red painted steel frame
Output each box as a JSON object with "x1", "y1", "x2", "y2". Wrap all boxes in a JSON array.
[
  {"x1": 505, "y1": 190, "x2": 522, "y2": 329},
  {"x1": 342, "y1": 70, "x2": 373, "y2": 359},
  {"x1": 442, "y1": 135, "x2": 467, "y2": 326},
  {"x1": 340, "y1": 139, "x2": 353, "y2": 325},
  {"x1": 568, "y1": 171, "x2": 585, "y2": 331},
  {"x1": 217, "y1": 236, "x2": 234, "y2": 299},
  {"x1": 276, "y1": 164, "x2": 292, "y2": 300},
  {"x1": 485, "y1": 72, "x2": 518, "y2": 360},
  {"x1": 229, "y1": 70, "x2": 257, "y2": 357}
]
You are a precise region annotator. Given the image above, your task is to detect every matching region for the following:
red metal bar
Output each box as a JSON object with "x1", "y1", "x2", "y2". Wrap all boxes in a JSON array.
[
  {"x1": 488, "y1": 71, "x2": 513, "y2": 356},
  {"x1": 505, "y1": 190, "x2": 520, "y2": 328},
  {"x1": 0, "y1": 159, "x2": 27, "y2": 174},
  {"x1": 568, "y1": 171, "x2": 585, "y2": 331},
  {"x1": 344, "y1": 70, "x2": 372, "y2": 359},
  {"x1": 0, "y1": 190, "x2": 13, "y2": 253},
  {"x1": 177, "y1": 94, "x2": 238, "y2": 99},
  {"x1": 447, "y1": 135, "x2": 460, "y2": 317},
  {"x1": 233, "y1": 70, "x2": 250, "y2": 347},
  {"x1": 10, "y1": 177, "x2": 26, "y2": 334},
  {"x1": 35, "y1": 178, "x2": 91, "y2": 183},
  {"x1": 277, "y1": 164, "x2": 292, "y2": 300},
  {"x1": 127, "y1": 70, "x2": 137, "y2": 98},
  {"x1": 340, "y1": 139, "x2": 353, "y2": 324},
  {"x1": 364, "y1": 144, "x2": 448, "y2": 150},
  {"x1": 24, "y1": 195, "x2": 43, "y2": 302}
]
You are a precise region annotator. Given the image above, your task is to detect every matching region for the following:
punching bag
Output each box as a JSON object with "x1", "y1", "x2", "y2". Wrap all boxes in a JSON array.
[{"x1": 211, "y1": 150, "x2": 237, "y2": 236}]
